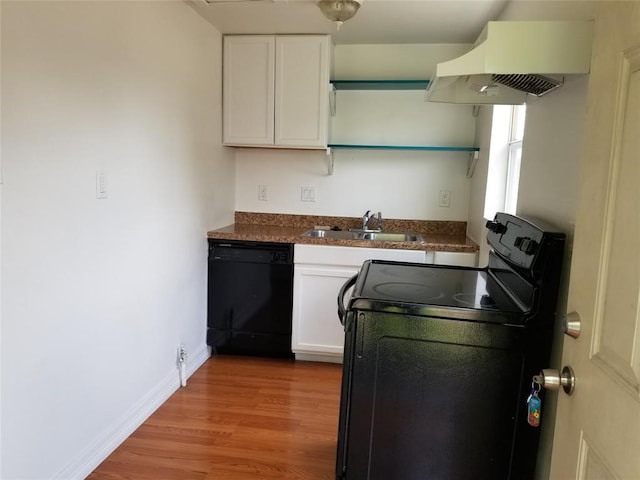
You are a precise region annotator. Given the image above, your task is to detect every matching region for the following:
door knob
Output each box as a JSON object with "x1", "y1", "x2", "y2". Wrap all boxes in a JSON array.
[
  {"x1": 562, "y1": 311, "x2": 581, "y2": 338},
  {"x1": 533, "y1": 366, "x2": 576, "y2": 395}
]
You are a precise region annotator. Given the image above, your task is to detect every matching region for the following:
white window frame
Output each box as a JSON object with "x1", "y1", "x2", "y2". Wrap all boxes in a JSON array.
[
  {"x1": 484, "y1": 104, "x2": 526, "y2": 219},
  {"x1": 504, "y1": 105, "x2": 525, "y2": 214}
]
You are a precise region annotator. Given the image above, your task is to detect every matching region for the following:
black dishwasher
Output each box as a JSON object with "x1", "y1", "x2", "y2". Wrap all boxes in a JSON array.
[{"x1": 207, "y1": 239, "x2": 294, "y2": 358}]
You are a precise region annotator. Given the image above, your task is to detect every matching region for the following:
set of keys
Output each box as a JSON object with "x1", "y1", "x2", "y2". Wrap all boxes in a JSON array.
[
  {"x1": 526, "y1": 368, "x2": 576, "y2": 427},
  {"x1": 526, "y1": 376, "x2": 543, "y2": 427}
]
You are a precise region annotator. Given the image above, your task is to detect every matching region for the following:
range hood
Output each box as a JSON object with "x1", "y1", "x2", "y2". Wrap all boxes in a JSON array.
[{"x1": 425, "y1": 21, "x2": 593, "y2": 105}]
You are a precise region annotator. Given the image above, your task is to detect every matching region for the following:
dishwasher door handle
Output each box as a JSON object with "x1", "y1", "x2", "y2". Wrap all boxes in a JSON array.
[{"x1": 337, "y1": 274, "x2": 358, "y2": 326}]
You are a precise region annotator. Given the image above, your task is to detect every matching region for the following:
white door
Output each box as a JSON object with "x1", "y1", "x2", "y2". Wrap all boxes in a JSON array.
[{"x1": 549, "y1": 3, "x2": 640, "y2": 479}]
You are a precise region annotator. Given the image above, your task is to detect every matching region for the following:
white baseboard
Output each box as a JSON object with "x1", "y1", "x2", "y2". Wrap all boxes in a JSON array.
[
  {"x1": 295, "y1": 352, "x2": 343, "y2": 364},
  {"x1": 53, "y1": 346, "x2": 211, "y2": 480}
]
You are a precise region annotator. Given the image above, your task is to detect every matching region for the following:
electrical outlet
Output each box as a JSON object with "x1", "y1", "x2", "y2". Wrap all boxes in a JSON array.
[
  {"x1": 177, "y1": 345, "x2": 188, "y2": 388},
  {"x1": 178, "y1": 345, "x2": 187, "y2": 363},
  {"x1": 258, "y1": 184, "x2": 268, "y2": 201},
  {"x1": 439, "y1": 190, "x2": 451, "y2": 208}
]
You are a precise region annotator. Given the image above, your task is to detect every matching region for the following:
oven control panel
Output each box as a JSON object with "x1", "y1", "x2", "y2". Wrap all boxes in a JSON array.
[{"x1": 486, "y1": 213, "x2": 564, "y2": 271}]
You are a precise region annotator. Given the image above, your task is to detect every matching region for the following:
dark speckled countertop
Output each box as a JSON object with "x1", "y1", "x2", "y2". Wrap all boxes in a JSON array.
[{"x1": 207, "y1": 212, "x2": 478, "y2": 253}]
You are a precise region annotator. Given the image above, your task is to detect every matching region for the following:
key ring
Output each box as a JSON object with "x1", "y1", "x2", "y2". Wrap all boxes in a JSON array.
[{"x1": 531, "y1": 379, "x2": 541, "y2": 394}]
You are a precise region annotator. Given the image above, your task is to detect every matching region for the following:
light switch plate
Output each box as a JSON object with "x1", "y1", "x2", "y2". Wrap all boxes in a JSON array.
[
  {"x1": 301, "y1": 186, "x2": 316, "y2": 202},
  {"x1": 96, "y1": 171, "x2": 108, "y2": 199}
]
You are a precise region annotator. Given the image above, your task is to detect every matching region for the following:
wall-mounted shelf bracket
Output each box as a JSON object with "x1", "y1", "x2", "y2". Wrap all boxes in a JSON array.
[
  {"x1": 467, "y1": 150, "x2": 480, "y2": 178},
  {"x1": 326, "y1": 147, "x2": 334, "y2": 175},
  {"x1": 329, "y1": 83, "x2": 336, "y2": 117},
  {"x1": 472, "y1": 105, "x2": 480, "y2": 118}
]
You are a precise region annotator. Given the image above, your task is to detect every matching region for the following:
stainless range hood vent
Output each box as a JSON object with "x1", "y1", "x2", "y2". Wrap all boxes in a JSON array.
[
  {"x1": 426, "y1": 21, "x2": 593, "y2": 105},
  {"x1": 492, "y1": 74, "x2": 563, "y2": 96}
]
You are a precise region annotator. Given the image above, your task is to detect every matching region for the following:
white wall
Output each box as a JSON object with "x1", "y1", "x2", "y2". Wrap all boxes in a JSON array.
[
  {"x1": 0, "y1": 2, "x2": 234, "y2": 479},
  {"x1": 235, "y1": 44, "x2": 476, "y2": 221},
  {"x1": 236, "y1": 147, "x2": 471, "y2": 220},
  {"x1": 466, "y1": 105, "x2": 494, "y2": 266},
  {"x1": 516, "y1": 76, "x2": 588, "y2": 480},
  {"x1": 334, "y1": 44, "x2": 470, "y2": 80},
  {"x1": 0, "y1": 1, "x2": 3, "y2": 474},
  {"x1": 517, "y1": 77, "x2": 588, "y2": 233}
]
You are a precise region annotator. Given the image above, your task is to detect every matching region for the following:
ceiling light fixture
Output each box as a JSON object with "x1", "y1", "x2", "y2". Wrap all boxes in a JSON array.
[{"x1": 317, "y1": 0, "x2": 363, "y2": 30}]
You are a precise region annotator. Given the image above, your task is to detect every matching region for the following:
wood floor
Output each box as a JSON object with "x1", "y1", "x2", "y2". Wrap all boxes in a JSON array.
[{"x1": 88, "y1": 355, "x2": 343, "y2": 480}]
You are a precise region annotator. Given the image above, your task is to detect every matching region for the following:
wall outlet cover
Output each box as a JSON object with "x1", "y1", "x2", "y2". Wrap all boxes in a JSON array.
[
  {"x1": 258, "y1": 184, "x2": 268, "y2": 201},
  {"x1": 439, "y1": 190, "x2": 451, "y2": 208}
]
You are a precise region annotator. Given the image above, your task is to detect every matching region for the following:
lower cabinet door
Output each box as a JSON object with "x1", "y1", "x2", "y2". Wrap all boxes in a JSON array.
[
  {"x1": 292, "y1": 264, "x2": 358, "y2": 362},
  {"x1": 433, "y1": 251, "x2": 478, "y2": 267}
]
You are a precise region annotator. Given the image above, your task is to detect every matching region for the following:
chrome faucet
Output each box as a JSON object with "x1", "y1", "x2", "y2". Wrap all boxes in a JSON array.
[
  {"x1": 362, "y1": 210, "x2": 372, "y2": 230},
  {"x1": 362, "y1": 210, "x2": 383, "y2": 231}
]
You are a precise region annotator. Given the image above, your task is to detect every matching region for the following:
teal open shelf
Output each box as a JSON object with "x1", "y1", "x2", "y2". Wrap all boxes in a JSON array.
[
  {"x1": 327, "y1": 144, "x2": 479, "y2": 152},
  {"x1": 331, "y1": 80, "x2": 430, "y2": 90}
]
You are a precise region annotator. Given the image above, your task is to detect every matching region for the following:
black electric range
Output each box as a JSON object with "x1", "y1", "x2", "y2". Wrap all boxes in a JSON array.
[{"x1": 335, "y1": 212, "x2": 565, "y2": 480}]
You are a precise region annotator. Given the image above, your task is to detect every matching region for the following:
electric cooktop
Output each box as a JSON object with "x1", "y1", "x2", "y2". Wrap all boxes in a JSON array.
[{"x1": 351, "y1": 260, "x2": 526, "y2": 323}]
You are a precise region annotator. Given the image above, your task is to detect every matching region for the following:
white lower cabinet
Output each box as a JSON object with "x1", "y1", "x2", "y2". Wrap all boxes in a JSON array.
[
  {"x1": 292, "y1": 245, "x2": 427, "y2": 363},
  {"x1": 292, "y1": 263, "x2": 357, "y2": 363},
  {"x1": 432, "y1": 251, "x2": 478, "y2": 267}
]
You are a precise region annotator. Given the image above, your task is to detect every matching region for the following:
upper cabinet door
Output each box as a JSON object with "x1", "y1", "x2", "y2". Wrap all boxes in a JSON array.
[
  {"x1": 274, "y1": 36, "x2": 330, "y2": 148},
  {"x1": 223, "y1": 36, "x2": 275, "y2": 146}
]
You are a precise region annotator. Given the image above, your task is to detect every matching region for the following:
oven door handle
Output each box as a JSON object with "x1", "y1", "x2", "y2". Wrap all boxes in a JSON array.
[{"x1": 337, "y1": 274, "x2": 358, "y2": 326}]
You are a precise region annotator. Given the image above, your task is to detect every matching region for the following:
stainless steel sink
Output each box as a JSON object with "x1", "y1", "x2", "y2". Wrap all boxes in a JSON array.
[
  {"x1": 359, "y1": 232, "x2": 424, "y2": 242},
  {"x1": 301, "y1": 229, "x2": 361, "y2": 240},
  {"x1": 300, "y1": 229, "x2": 423, "y2": 243}
]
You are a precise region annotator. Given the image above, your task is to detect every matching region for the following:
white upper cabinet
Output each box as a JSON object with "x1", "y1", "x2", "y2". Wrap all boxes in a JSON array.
[
  {"x1": 223, "y1": 35, "x2": 331, "y2": 149},
  {"x1": 275, "y1": 36, "x2": 330, "y2": 147},
  {"x1": 223, "y1": 36, "x2": 275, "y2": 146}
]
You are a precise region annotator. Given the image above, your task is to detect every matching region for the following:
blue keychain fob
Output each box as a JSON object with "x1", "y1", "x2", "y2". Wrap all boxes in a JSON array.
[
  {"x1": 527, "y1": 393, "x2": 541, "y2": 427},
  {"x1": 527, "y1": 379, "x2": 542, "y2": 427}
]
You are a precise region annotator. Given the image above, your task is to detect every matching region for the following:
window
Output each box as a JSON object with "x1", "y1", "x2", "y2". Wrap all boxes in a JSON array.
[
  {"x1": 484, "y1": 104, "x2": 526, "y2": 219},
  {"x1": 504, "y1": 105, "x2": 525, "y2": 214}
]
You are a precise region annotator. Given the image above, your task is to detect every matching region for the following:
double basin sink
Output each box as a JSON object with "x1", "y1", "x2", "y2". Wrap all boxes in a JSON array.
[{"x1": 301, "y1": 229, "x2": 424, "y2": 243}]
